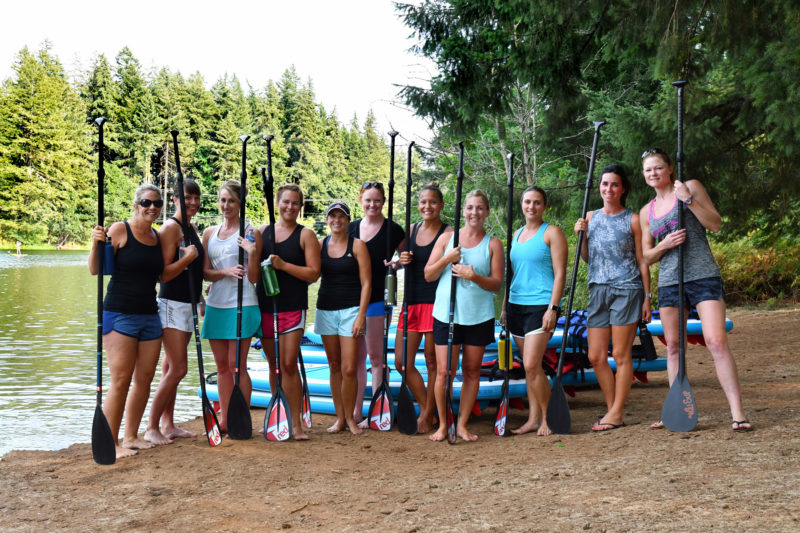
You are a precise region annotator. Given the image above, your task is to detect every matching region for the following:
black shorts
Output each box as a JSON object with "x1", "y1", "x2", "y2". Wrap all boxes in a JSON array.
[
  {"x1": 506, "y1": 303, "x2": 549, "y2": 337},
  {"x1": 433, "y1": 318, "x2": 495, "y2": 347}
]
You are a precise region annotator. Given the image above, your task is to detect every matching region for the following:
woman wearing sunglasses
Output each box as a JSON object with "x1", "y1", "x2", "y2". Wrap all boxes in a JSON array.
[
  {"x1": 348, "y1": 181, "x2": 405, "y2": 426},
  {"x1": 88, "y1": 184, "x2": 165, "y2": 459},
  {"x1": 640, "y1": 149, "x2": 751, "y2": 432},
  {"x1": 201, "y1": 180, "x2": 262, "y2": 433}
]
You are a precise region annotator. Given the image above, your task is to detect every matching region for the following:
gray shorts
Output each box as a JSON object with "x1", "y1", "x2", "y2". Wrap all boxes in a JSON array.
[{"x1": 586, "y1": 285, "x2": 643, "y2": 328}]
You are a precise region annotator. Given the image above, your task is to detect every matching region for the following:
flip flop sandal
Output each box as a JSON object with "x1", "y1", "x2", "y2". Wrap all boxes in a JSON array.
[{"x1": 732, "y1": 419, "x2": 754, "y2": 432}]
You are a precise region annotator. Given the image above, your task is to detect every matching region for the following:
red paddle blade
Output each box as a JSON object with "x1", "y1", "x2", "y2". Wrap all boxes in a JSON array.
[
  {"x1": 266, "y1": 399, "x2": 292, "y2": 441},
  {"x1": 368, "y1": 388, "x2": 393, "y2": 431},
  {"x1": 494, "y1": 396, "x2": 508, "y2": 436},
  {"x1": 203, "y1": 404, "x2": 223, "y2": 447},
  {"x1": 301, "y1": 391, "x2": 312, "y2": 429}
]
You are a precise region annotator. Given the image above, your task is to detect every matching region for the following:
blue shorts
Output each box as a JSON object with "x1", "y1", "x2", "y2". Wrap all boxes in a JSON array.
[
  {"x1": 366, "y1": 301, "x2": 392, "y2": 317},
  {"x1": 315, "y1": 306, "x2": 362, "y2": 337},
  {"x1": 659, "y1": 276, "x2": 725, "y2": 308},
  {"x1": 103, "y1": 311, "x2": 162, "y2": 341},
  {"x1": 201, "y1": 305, "x2": 261, "y2": 339}
]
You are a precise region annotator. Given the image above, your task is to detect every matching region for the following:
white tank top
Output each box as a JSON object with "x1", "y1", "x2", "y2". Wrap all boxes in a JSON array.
[{"x1": 206, "y1": 224, "x2": 258, "y2": 308}]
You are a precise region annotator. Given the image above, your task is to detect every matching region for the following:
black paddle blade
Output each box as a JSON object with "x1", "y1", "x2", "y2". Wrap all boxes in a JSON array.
[
  {"x1": 264, "y1": 390, "x2": 293, "y2": 441},
  {"x1": 368, "y1": 383, "x2": 394, "y2": 431},
  {"x1": 662, "y1": 375, "x2": 698, "y2": 432},
  {"x1": 494, "y1": 382, "x2": 509, "y2": 437},
  {"x1": 396, "y1": 384, "x2": 417, "y2": 435},
  {"x1": 445, "y1": 399, "x2": 457, "y2": 444},
  {"x1": 227, "y1": 385, "x2": 252, "y2": 440},
  {"x1": 202, "y1": 398, "x2": 223, "y2": 447},
  {"x1": 546, "y1": 378, "x2": 571, "y2": 434},
  {"x1": 91, "y1": 405, "x2": 116, "y2": 465},
  {"x1": 639, "y1": 322, "x2": 658, "y2": 361}
]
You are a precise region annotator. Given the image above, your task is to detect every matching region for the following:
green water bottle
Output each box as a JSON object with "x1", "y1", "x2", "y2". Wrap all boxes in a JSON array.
[
  {"x1": 260, "y1": 258, "x2": 280, "y2": 296},
  {"x1": 384, "y1": 265, "x2": 397, "y2": 306}
]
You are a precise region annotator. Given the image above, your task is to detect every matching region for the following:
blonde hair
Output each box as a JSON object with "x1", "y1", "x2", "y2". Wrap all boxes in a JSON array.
[
  {"x1": 134, "y1": 183, "x2": 161, "y2": 204},
  {"x1": 277, "y1": 183, "x2": 304, "y2": 204},
  {"x1": 465, "y1": 189, "x2": 490, "y2": 209},
  {"x1": 218, "y1": 180, "x2": 243, "y2": 203}
]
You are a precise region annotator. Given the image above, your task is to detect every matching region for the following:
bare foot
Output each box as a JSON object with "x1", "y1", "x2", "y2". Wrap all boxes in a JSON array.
[
  {"x1": 115, "y1": 445, "x2": 138, "y2": 459},
  {"x1": 143, "y1": 428, "x2": 174, "y2": 446},
  {"x1": 429, "y1": 427, "x2": 447, "y2": 442},
  {"x1": 162, "y1": 426, "x2": 197, "y2": 439},
  {"x1": 457, "y1": 427, "x2": 478, "y2": 442},
  {"x1": 511, "y1": 420, "x2": 541, "y2": 435},
  {"x1": 537, "y1": 423, "x2": 553, "y2": 436},
  {"x1": 417, "y1": 417, "x2": 433, "y2": 434},
  {"x1": 293, "y1": 428, "x2": 310, "y2": 441},
  {"x1": 357, "y1": 418, "x2": 369, "y2": 429},
  {"x1": 650, "y1": 420, "x2": 665, "y2": 429},
  {"x1": 122, "y1": 437, "x2": 155, "y2": 450},
  {"x1": 327, "y1": 420, "x2": 345, "y2": 433},
  {"x1": 346, "y1": 420, "x2": 363, "y2": 435}
]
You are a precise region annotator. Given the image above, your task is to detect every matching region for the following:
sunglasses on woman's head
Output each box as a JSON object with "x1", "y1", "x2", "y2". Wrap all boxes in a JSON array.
[
  {"x1": 138, "y1": 198, "x2": 164, "y2": 208},
  {"x1": 641, "y1": 148, "x2": 668, "y2": 159},
  {"x1": 362, "y1": 181, "x2": 384, "y2": 191}
]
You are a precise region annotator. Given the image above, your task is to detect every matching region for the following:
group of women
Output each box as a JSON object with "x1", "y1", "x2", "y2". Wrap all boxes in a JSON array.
[{"x1": 89, "y1": 147, "x2": 751, "y2": 458}]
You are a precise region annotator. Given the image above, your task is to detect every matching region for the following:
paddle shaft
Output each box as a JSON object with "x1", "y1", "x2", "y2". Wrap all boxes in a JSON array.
[
  {"x1": 382, "y1": 131, "x2": 399, "y2": 383},
  {"x1": 401, "y1": 142, "x2": 415, "y2": 381},
  {"x1": 234, "y1": 135, "x2": 250, "y2": 386},
  {"x1": 503, "y1": 153, "x2": 514, "y2": 375},
  {"x1": 95, "y1": 117, "x2": 106, "y2": 405},
  {"x1": 262, "y1": 137, "x2": 283, "y2": 385},
  {"x1": 674, "y1": 80, "x2": 688, "y2": 379}
]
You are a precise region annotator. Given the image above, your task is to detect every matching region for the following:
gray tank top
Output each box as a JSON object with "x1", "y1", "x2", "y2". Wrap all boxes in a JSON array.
[
  {"x1": 587, "y1": 209, "x2": 641, "y2": 289},
  {"x1": 648, "y1": 197, "x2": 720, "y2": 287}
]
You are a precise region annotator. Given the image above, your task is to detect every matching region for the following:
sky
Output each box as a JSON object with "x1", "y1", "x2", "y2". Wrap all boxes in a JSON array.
[{"x1": 1, "y1": 0, "x2": 436, "y2": 146}]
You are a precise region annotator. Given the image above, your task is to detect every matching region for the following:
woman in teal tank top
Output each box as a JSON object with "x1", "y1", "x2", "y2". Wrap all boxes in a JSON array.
[{"x1": 425, "y1": 190, "x2": 503, "y2": 442}]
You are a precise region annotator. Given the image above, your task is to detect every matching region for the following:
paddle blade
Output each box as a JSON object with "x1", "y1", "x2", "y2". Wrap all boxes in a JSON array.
[
  {"x1": 91, "y1": 405, "x2": 116, "y2": 465},
  {"x1": 445, "y1": 399, "x2": 457, "y2": 444},
  {"x1": 494, "y1": 382, "x2": 509, "y2": 437},
  {"x1": 264, "y1": 391, "x2": 293, "y2": 441},
  {"x1": 202, "y1": 399, "x2": 223, "y2": 447},
  {"x1": 546, "y1": 378, "x2": 572, "y2": 434},
  {"x1": 226, "y1": 385, "x2": 252, "y2": 440},
  {"x1": 301, "y1": 386, "x2": 312, "y2": 429},
  {"x1": 396, "y1": 384, "x2": 418, "y2": 435},
  {"x1": 368, "y1": 383, "x2": 394, "y2": 431},
  {"x1": 661, "y1": 375, "x2": 698, "y2": 432}
]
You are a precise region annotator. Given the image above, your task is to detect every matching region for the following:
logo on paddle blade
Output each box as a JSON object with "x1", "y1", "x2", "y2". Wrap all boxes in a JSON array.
[
  {"x1": 208, "y1": 424, "x2": 222, "y2": 446},
  {"x1": 369, "y1": 393, "x2": 392, "y2": 431},
  {"x1": 302, "y1": 397, "x2": 312, "y2": 428},
  {"x1": 267, "y1": 404, "x2": 290, "y2": 441},
  {"x1": 494, "y1": 401, "x2": 507, "y2": 435},
  {"x1": 682, "y1": 391, "x2": 696, "y2": 419}
]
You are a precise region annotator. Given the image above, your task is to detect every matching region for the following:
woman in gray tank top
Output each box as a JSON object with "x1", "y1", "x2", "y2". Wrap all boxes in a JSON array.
[
  {"x1": 639, "y1": 149, "x2": 751, "y2": 432},
  {"x1": 575, "y1": 165, "x2": 651, "y2": 432}
]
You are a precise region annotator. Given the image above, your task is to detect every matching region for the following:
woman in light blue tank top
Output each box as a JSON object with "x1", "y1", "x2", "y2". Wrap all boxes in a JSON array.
[
  {"x1": 502, "y1": 186, "x2": 567, "y2": 436},
  {"x1": 425, "y1": 190, "x2": 503, "y2": 442},
  {"x1": 640, "y1": 149, "x2": 750, "y2": 431},
  {"x1": 575, "y1": 165, "x2": 651, "y2": 432}
]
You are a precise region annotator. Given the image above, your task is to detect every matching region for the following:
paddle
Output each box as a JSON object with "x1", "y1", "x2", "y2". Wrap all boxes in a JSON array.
[
  {"x1": 396, "y1": 140, "x2": 418, "y2": 435},
  {"x1": 298, "y1": 346, "x2": 312, "y2": 429},
  {"x1": 494, "y1": 152, "x2": 514, "y2": 437},
  {"x1": 170, "y1": 130, "x2": 222, "y2": 447},
  {"x1": 91, "y1": 116, "x2": 116, "y2": 465},
  {"x1": 227, "y1": 134, "x2": 253, "y2": 440},
  {"x1": 547, "y1": 120, "x2": 605, "y2": 435},
  {"x1": 368, "y1": 130, "x2": 399, "y2": 431},
  {"x1": 662, "y1": 80, "x2": 698, "y2": 432},
  {"x1": 445, "y1": 142, "x2": 466, "y2": 444},
  {"x1": 261, "y1": 137, "x2": 292, "y2": 441}
]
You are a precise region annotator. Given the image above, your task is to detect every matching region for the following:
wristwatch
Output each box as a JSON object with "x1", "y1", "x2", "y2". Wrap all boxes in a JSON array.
[
  {"x1": 644, "y1": 292, "x2": 653, "y2": 299},
  {"x1": 547, "y1": 304, "x2": 561, "y2": 313},
  {"x1": 684, "y1": 196, "x2": 693, "y2": 206}
]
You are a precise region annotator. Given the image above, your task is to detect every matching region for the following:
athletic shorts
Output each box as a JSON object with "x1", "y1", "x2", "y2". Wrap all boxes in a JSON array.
[
  {"x1": 587, "y1": 285, "x2": 643, "y2": 328},
  {"x1": 507, "y1": 303, "x2": 550, "y2": 337},
  {"x1": 260, "y1": 309, "x2": 306, "y2": 338},
  {"x1": 433, "y1": 318, "x2": 495, "y2": 347},
  {"x1": 201, "y1": 305, "x2": 261, "y2": 339},
  {"x1": 658, "y1": 276, "x2": 725, "y2": 309},
  {"x1": 158, "y1": 298, "x2": 194, "y2": 333},
  {"x1": 395, "y1": 303, "x2": 435, "y2": 333},
  {"x1": 366, "y1": 300, "x2": 392, "y2": 317},
  {"x1": 315, "y1": 306, "x2": 362, "y2": 337},
  {"x1": 103, "y1": 311, "x2": 162, "y2": 341}
]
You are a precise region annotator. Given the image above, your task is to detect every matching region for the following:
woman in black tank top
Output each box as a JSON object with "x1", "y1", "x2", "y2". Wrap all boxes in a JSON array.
[
  {"x1": 397, "y1": 183, "x2": 452, "y2": 434},
  {"x1": 145, "y1": 179, "x2": 204, "y2": 445},
  {"x1": 316, "y1": 201, "x2": 371, "y2": 435},
  {"x1": 88, "y1": 184, "x2": 165, "y2": 459},
  {"x1": 255, "y1": 184, "x2": 320, "y2": 440}
]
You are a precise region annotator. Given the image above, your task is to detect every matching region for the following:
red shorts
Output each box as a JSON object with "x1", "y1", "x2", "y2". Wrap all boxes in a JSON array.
[
  {"x1": 260, "y1": 310, "x2": 305, "y2": 338},
  {"x1": 395, "y1": 303, "x2": 434, "y2": 333}
]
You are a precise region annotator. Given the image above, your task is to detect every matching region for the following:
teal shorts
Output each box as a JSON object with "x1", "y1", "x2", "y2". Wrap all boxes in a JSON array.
[
  {"x1": 201, "y1": 305, "x2": 262, "y2": 339},
  {"x1": 314, "y1": 306, "x2": 362, "y2": 337}
]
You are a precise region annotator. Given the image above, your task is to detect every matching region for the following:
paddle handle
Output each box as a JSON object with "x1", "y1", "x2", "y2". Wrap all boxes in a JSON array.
[
  {"x1": 445, "y1": 142, "x2": 465, "y2": 393},
  {"x1": 401, "y1": 141, "x2": 415, "y2": 377},
  {"x1": 94, "y1": 117, "x2": 107, "y2": 401}
]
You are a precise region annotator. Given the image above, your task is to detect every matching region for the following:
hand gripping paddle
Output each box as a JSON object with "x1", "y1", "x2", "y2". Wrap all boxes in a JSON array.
[{"x1": 494, "y1": 153, "x2": 514, "y2": 437}]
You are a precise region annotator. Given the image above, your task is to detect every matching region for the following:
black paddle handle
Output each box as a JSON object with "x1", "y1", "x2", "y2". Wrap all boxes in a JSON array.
[
  {"x1": 234, "y1": 135, "x2": 250, "y2": 385},
  {"x1": 386, "y1": 131, "x2": 398, "y2": 259},
  {"x1": 401, "y1": 141, "x2": 415, "y2": 374},
  {"x1": 673, "y1": 80, "x2": 687, "y2": 377},
  {"x1": 504, "y1": 153, "x2": 514, "y2": 369},
  {"x1": 94, "y1": 117, "x2": 106, "y2": 402},
  {"x1": 555, "y1": 120, "x2": 605, "y2": 377},
  {"x1": 261, "y1": 134, "x2": 281, "y2": 381},
  {"x1": 446, "y1": 142, "x2": 466, "y2": 371}
]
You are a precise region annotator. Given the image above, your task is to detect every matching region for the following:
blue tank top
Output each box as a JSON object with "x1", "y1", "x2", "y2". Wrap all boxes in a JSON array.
[
  {"x1": 509, "y1": 224, "x2": 554, "y2": 305},
  {"x1": 587, "y1": 209, "x2": 641, "y2": 289},
  {"x1": 432, "y1": 233, "x2": 495, "y2": 325}
]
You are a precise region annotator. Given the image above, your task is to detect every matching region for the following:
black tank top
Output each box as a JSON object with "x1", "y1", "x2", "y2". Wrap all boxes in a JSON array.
[
  {"x1": 317, "y1": 236, "x2": 361, "y2": 310},
  {"x1": 158, "y1": 217, "x2": 204, "y2": 303},
  {"x1": 257, "y1": 224, "x2": 308, "y2": 312},
  {"x1": 348, "y1": 218, "x2": 405, "y2": 303},
  {"x1": 105, "y1": 221, "x2": 163, "y2": 314},
  {"x1": 408, "y1": 222, "x2": 448, "y2": 304}
]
